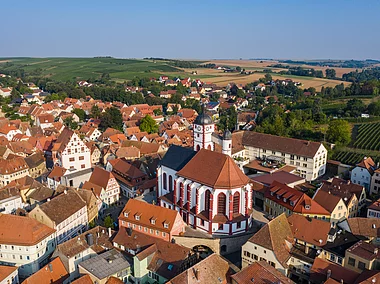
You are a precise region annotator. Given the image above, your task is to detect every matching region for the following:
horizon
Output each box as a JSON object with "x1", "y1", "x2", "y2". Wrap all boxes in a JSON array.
[{"x1": 1, "y1": 1, "x2": 379, "y2": 59}]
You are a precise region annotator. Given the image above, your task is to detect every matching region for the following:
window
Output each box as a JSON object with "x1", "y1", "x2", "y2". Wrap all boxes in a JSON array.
[
  {"x1": 217, "y1": 193, "x2": 226, "y2": 215},
  {"x1": 163, "y1": 173, "x2": 167, "y2": 190},
  {"x1": 358, "y1": 261, "x2": 366, "y2": 270},
  {"x1": 237, "y1": 221, "x2": 241, "y2": 229},
  {"x1": 69, "y1": 157, "x2": 75, "y2": 162},
  {"x1": 290, "y1": 155, "x2": 294, "y2": 160},
  {"x1": 79, "y1": 156, "x2": 84, "y2": 160},
  {"x1": 218, "y1": 224, "x2": 223, "y2": 230},
  {"x1": 169, "y1": 175, "x2": 173, "y2": 192},
  {"x1": 254, "y1": 254, "x2": 258, "y2": 260},
  {"x1": 81, "y1": 164, "x2": 85, "y2": 169},
  {"x1": 348, "y1": 257, "x2": 355, "y2": 266},
  {"x1": 233, "y1": 192, "x2": 240, "y2": 214},
  {"x1": 204, "y1": 190, "x2": 211, "y2": 212}
]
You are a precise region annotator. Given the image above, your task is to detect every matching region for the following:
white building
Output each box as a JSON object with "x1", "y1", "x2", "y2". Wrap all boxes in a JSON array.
[
  {"x1": 351, "y1": 157, "x2": 376, "y2": 192},
  {"x1": 0, "y1": 125, "x2": 22, "y2": 141},
  {"x1": 52, "y1": 128, "x2": 91, "y2": 172},
  {"x1": 0, "y1": 214, "x2": 56, "y2": 278},
  {"x1": 0, "y1": 265, "x2": 18, "y2": 284},
  {"x1": 29, "y1": 189, "x2": 88, "y2": 244},
  {"x1": 0, "y1": 188, "x2": 23, "y2": 214},
  {"x1": 0, "y1": 157, "x2": 30, "y2": 187}
]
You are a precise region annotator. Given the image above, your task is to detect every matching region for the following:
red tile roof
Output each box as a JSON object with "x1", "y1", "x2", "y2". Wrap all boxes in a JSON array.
[
  {"x1": 0, "y1": 265, "x2": 18, "y2": 282},
  {"x1": 22, "y1": 257, "x2": 69, "y2": 284}
]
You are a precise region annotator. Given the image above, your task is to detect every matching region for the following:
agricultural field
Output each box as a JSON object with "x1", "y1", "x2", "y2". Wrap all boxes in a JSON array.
[
  {"x1": 0, "y1": 57, "x2": 182, "y2": 81},
  {"x1": 352, "y1": 122, "x2": 380, "y2": 151},
  {"x1": 333, "y1": 149, "x2": 380, "y2": 165}
]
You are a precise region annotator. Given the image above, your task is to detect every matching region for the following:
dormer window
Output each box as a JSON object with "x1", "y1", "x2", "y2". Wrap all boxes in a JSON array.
[
  {"x1": 271, "y1": 192, "x2": 274, "y2": 196},
  {"x1": 135, "y1": 214, "x2": 140, "y2": 221},
  {"x1": 290, "y1": 201, "x2": 294, "y2": 206},
  {"x1": 283, "y1": 198, "x2": 287, "y2": 202},
  {"x1": 305, "y1": 205, "x2": 311, "y2": 210},
  {"x1": 151, "y1": 219, "x2": 156, "y2": 225},
  {"x1": 277, "y1": 195, "x2": 280, "y2": 200},
  {"x1": 124, "y1": 212, "x2": 129, "y2": 218},
  {"x1": 164, "y1": 223, "x2": 169, "y2": 229}
]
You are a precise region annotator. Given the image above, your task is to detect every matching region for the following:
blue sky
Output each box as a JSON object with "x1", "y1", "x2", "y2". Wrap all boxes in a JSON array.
[{"x1": 1, "y1": 0, "x2": 379, "y2": 59}]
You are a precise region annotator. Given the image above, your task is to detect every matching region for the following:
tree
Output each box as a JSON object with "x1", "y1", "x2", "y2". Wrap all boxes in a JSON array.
[
  {"x1": 153, "y1": 108, "x2": 163, "y2": 116},
  {"x1": 90, "y1": 105, "x2": 101, "y2": 119},
  {"x1": 368, "y1": 101, "x2": 380, "y2": 116},
  {"x1": 345, "y1": 98, "x2": 365, "y2": 117},
  {"x1": 100, "y1": 107, "x2": 123, "y2": 131},
  {"x1": 139, "y1": 115, "x2": 158, "y2": 134},
  {"x1": 236, "y1": 66, "x2": 241, "y2": 72},
  {"x1": 326, "y1": 69, "x2": 336, "y2": 79},
  {"x1": 326, "y1": 120, "x2": 351, "y2": 145},
  {"x1": 63, "y1": 116, "x2": 78, "y2": 130},
  {"x1": 72, "y1": 108, "x2": 86, "y2": 122},
  {"x1": 104, "y1": 215, "x2": 114, "y2": 229},
  {"x1": 264, "y1": 73, "x2": 272, "y2": 82}
]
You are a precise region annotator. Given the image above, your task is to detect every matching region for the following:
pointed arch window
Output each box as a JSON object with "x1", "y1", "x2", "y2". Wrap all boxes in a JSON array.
[
  {"x1": 204, "y1": 190, "x2": 211, "y2": 212},
  {"x1": 169, "y1": 175, "x2": 173, "y2": 192},
  {"x1": 217, "y1": 193, "x2": 226, "y2": 215},
  {"x1": 233, "y1": 192, "x2": 240, "y2": 214},
  {"x1": 163, "y1": 173, "x2": 167, "y2": 190}
]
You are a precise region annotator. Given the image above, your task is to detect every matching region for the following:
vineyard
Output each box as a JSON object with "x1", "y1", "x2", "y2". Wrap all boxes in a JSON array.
[
  {"x1": 333, "y1": 150, "x2": 380, "y2": 165},
  {"x1": 352, "y1": 122, "x2": 380, "y2": 151}
]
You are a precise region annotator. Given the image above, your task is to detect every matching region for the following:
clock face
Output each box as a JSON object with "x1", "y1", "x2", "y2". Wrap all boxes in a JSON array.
[
  {"x1": 197, "y1": 126, "x2": 201, "y2": 131},
  {"x1": 206, "y1": 126, "x2": 209, "y2": 131}
]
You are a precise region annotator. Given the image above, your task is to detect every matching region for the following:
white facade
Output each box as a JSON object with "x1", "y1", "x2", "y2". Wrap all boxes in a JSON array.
[
  {"x1": 351, "y1": 166, "x2": 372, "y2": 191},
  {"x1": 0, "y1": 129, "x2": 22, "y2": 141},
  {"x1": 56, "y1": 133, "x2": 91, "y2": 172},
  {"x1": 370, "y1": 172, "x2": 380, "y2": 195},
  {"x1": 0, "y1": 234, "x2": 56, "y2": 278},
  {"x1": 55, "y1": 206, "x2": 88, "y2": 244},
  {"x1": 0, "y1": 195, "x2": 23, "y2": 214},
  {"x1": 87, "y1": 128, "x2": 102, "y2": 141},
  {"x1": 0, "y1": 168, "x2": 29, "y2": 187},
  {"x1": 193, "y1": 122, "x2": 214, "y2": 151},
  {"x1": 222, "y1": 136, "x2": 232, "y2": 157}
]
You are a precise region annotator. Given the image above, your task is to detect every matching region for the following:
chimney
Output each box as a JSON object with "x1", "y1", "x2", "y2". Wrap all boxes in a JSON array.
[
  {"x1": 48, "y1": 263, "x2": 53, "y2": 272},
  {"x1": 108, "y1": 227, "x2": 112, "y2": 237},
  {"x1": 64, "y1": 190, "x2": 67, "y2": 194},
  {"x1": 47, "y1": 198, "x2": 51, "y2": 202},
  {"x1": 326, "y1": 269, "x2": 332, "y2": 280}
]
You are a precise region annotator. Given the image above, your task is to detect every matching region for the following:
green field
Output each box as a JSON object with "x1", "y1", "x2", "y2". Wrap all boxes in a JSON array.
[
  {"x1": 333, "y1": 148, "x2": 380, "y2": 165},
  {"x1": 0, "y1": 57, "x2": 185, "y2": 81}
]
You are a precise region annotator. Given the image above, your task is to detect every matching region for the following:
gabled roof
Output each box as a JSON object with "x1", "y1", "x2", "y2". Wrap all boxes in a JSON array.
[
  {"x1": 0, "y1": 265, "x2": 18, "y2": 282},
  {"x1": 313, "y1": 189, "x2": 344, "y2": 213},
  {"x1": 119, "y1": 199, "x2": 182, "y2": 233},
  {"x1": 356, "y1": 156, "x2": 376, "y2": 175},
  {"x1": 177, "y1": 148, "x2": 250, "y2": 189},
  {"x1": 160, "y1": 145, "x2": 196, "y2": 171},
  {"x1": 0, "y1": 214, "x2": 55, "y2": 246},
  {"x1": 0, "y1": 156, "x2": 29, "y2": 175},
  {"x1": 22, "y1": 257, "x2": 69, "y2": 284},
  {"x1": 231, "y1": 260, "x2": 294, "y2": 284},
  {"x1": 88, "y1": 167, "x2": 115, "y2": 189},
  {"x1": 348, "y1": 218, "x2": 380, "y2": 239},
  {"x1": 310, "y1": 258, "x2": 359, "y2": 284},
  {"x1": 52, "y1": 128, "x2": 74, "y2": 152},
  {"x1": 241, "y1": 131, "x2": 323, "y2": 158},
  {"x1": 168, "y1": 254, "x2": 231, "y2": 284},
  {"x1": 248, "y1": 213, "x2": 293, "y2": 268},
  {"x1": 71, "y1": 275, "x2": 93, "y2": 284}
]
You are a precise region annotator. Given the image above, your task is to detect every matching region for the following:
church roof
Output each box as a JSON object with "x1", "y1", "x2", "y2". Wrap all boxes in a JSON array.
[
  {"x1": 194, "y1": 104, "x2": 213, "y2": 125},
  {"x1": 160, "y1": 145, "x2": 196, "y2": 171},
  {"x1": 177, "y1": 148, "x2": 250, "y2": 189}
]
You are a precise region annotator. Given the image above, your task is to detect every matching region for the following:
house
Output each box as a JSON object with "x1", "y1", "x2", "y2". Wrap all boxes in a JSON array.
[
  {"x1": 78, "y1": 249, "x2": 131, "y2": 284},
  {"x1": 79, "y1": 125, "x2": 101, "y2": 142},
  {"x1": 118, "y1": 199, "x2": 186, "y2": 242},
  {"x1": 36, "y1": 114, "x2": 55, "y2": 130},
  {"x1": 47, "y1": 166, "x2": 68, "y2": 190},
  {"x1": 24, "y1": 151, "x2": 47, "y2": 178},
  {"x1": 21, "y1": 257, "x2": 69, "y2": 284},
  {"x1": 168, "y1": 254, "x2": 233, "y2": 284},
  {"x1": 231, "y1": 131, "x2": 328, "y2": 181},
  {"x1": 0, "y1": 157, "x2": 30, "y2": 187},
  {"x1": 52, "y1": 128, "x2": 91, "y2": 172},
  {"x1": 351, "y1": 157, "x2": 376, "y2": 192},
  {"x1": 370, "y1": 168, "x2": 380, "y2": 195},
  {"x1": 367, "y1": 198, "x2": 380, "y2": 218},
  {"x1": 342, "y1": 217, "x2": 380, "y2": 245},
  {"x1": 112, "y1": 228, "x2": 196, "y2": 283},
  {"x1": 0, "y1": 87, "x2": 12, "y2": 97},
  {"x1": 232, "y1": 261, "x2": 294, "y2": 284},
  {"x1": 52, "y1": 226, "x2": 113, "y2": 280},
  {"x1": 0, "y1": 214, "x2": 56, "y2": 278},
  {"x1": 344, "y1": 240, "x2": 380, "y2": 273},
  {"x1": 0, "y1": 124, "x2": 22, "y2": 141},
  {"x1": 71, "y1": 275, "x2": 93, "y2": 284},
  {"x1": 115, "y1": 146, "x2": 140, "y2": 160},
  {"x1": 29, "y1": 189, "x2": 88, "y2": 244},
  {"x1": 0, "y1": 187, "x2": 23, "y2": 214},
  {"x1": 0, "y1": 265, "x2": 18, "y2": 284},
  {"x1": 86, "y1": 141, "x2": 101, "y2": 165},
  {"x1": 264, "y1": 181, "x2": 330, "y2": 220},
  {"x1": 82, "y1": 167, "x2": 120, "y2": 211},
  {"x1": 313, "y1": 188, "x2": 349, "y2": 226},
  {"x1": 106, "y1": 158, "x2": 148, "y2": 198},
  {"x1": 166, "y1": 103, "x2": 181, "y2": 113},
  {"x1": 309, "y1": 258, "x2": 360, "y2": 284}
]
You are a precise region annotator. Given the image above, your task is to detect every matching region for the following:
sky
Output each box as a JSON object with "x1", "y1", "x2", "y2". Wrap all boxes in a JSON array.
[{"x1": 1, "y1": 0, "x2": 379, "y2": 60}]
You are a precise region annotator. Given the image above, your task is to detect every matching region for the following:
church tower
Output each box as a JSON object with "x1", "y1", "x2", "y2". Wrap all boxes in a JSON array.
[
  {"x1": 193, "y1": 105, "x2": 214, "y2": 151},
  {"x1": 222, "y1": 129, "x2": 232, "y2": 156}
]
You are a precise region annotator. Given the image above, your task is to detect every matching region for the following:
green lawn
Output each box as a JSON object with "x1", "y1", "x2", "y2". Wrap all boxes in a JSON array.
[{"x1": 0, "y1": 57, "x2": 182, "y2": 81}]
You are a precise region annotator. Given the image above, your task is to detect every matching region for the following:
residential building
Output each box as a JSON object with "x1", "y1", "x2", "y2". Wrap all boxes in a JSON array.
[
  {"x1": 0, "y1": 265, "x2": 18, "y2": 284},
  {"x1": 0, "y1": 214, "x2": 56, "y2": 278},
  {"x1": 46, "y1": 166, "x2": 68, "y2": 190},
  {"x1": 264, "y1": 181, "x2": 330, "y2": 220},
  {"x1": 341, "y1": 218, "x2": 380, "y2": 245},
  {"x1": 29, "y1": 189, "x2": 88, "y2": 244},
  {"x1": 0, "y1": 157, "x2": 29, "y2": 187},
  {"x1": 0, "y1": 125, "x2": 22, "y2": 141},
  {"x1": 24, "y1": 151, "x2": 47, "y2": 178},
  {"x1": 78, "y1": 249, "x2": 131, "y2": 284},
  {"x1": 113, "y1": 228, "x2": 197, "y2": 284},
  {"x1": 229, "y1": 131, "x2": 328, "y2": 181},
  {"x1": 52, "y1": 226, "x2": 113, "y2": 280},
  {"x1": 351, "y1": 157, "x2": 376, "y2": 192},
  {"x1": 106, "y1": 158, "x2": 148, "y2": 198},
  {"x1": 0, "y1": 187, "x2": 23, "y2": 214},
  {"x1": 344, "y1": 240, "x2": 380, "y2": 273},
  {"x1": 313, "y1": 189, "x2": 348, "y2": 226},
  {"x1": 82, "y1": 167, "x2": 120, "y2": 211},
  {"x1": 368, "y1": 198, "x2": 380, "y2": 218},
  {"x1": 35, "y1": 114, "x2": 55, "y2": 130},
  {"x1": 232, "y1": 261, "x2": 294, "y2": 284},
  {"x1": 310, "y1": 258, "x2": 360, "y2": 284},
  {"x1": 21, "y1": 257, "x2": 69, "y2": 284},
  {"x1": 168, "y1": 254, "x2": 232, "y2": 284},
  {"x1": 119, "y1": 199, "x2": 186, "y2": 242},
  {"x1": 52, "y1": 128, "x2": 91, "y2": 172},
  {"x1": 86, "y1": 142, "x2": 100, "y2": 165},
  {"x1": 371, "y1": 168, "x2": 380, "y2": 195}
]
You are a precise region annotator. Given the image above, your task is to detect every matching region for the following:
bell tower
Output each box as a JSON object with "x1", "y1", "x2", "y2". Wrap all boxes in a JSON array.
[{"x1": 193, "y1": 104, "x2": 214, "y2": 151}]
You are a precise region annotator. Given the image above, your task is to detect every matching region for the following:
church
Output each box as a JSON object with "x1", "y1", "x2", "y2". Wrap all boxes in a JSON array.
[{"x1": 157, "y1": 109, "x2": 253, "y2": 236}]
